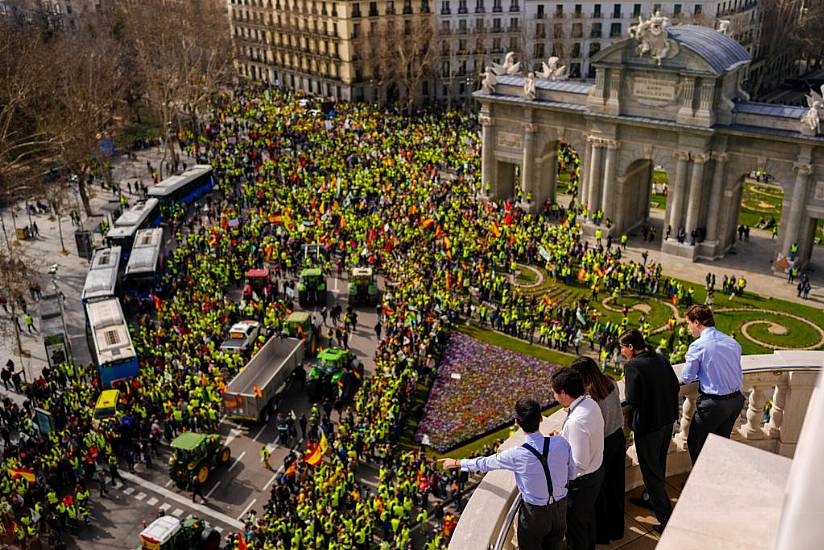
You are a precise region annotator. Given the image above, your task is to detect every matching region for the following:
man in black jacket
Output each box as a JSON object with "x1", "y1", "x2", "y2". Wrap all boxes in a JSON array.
[{"x1": 620, "y1": 329, "x2": 680, "y2": 532}]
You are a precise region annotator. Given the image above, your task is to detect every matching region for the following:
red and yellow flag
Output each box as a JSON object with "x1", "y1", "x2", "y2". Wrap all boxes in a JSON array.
[
  {"x1": 253, "y1": 384, "x2": 264, "y2": 398},
  {"x1": 304, "y1": 430, "x2": 329, "y2": 467},
  {"x1": 9, "y1": 468, "x2": 35, "y2": 484}
]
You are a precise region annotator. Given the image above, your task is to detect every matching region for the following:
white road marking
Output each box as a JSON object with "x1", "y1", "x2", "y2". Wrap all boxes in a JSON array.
[
  {"x1": 224, "y1": 428, "x2": 243, "y2": 446},
  {"x1": 147, "y1": 497, "x2": 159, "y2": 506},
  {"x1": 171, "y1": 508, "x2": 184, "y2": 517},
  {"x1": 159, "y1": 503, "x2": 171, "y2": 512},
  {"x1": 205, "y1": 481, "x2": 222, "y2": 499},
  {"x1": 165, "y1": 480, "x2": 174, "y2": 488},
  {"x1": 253, "y1": 424, "x2": 268, "y2": 441},
  {"x1": 237, "y1": 498, "x2": 257, "y2": 521},
  {"x1": 214, "y1": 526, "x2": 224, "y2": 533},
  {"x1": 135, "y1": 492, "x2": 146, "y2": 501},
  {"x1": 123, "y1": 487, "x2": 135, "y2": 495},
  {"x1": 120, "y1": 471, "x2": 244, "y2": 529},
  {"x1": 228, "y1": 451, "x2": 246, "y2": 472},
  {"x1": 262, "y1": 472, "x2": 279, "y2": 491}
]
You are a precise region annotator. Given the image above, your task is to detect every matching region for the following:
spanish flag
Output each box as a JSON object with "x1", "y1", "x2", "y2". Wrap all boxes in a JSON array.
[
  {"x1": 237, "y1": 531, "x2": 248, "y2": 550},
  {"x1": 9, "y1": 468, "x2": 35, "y2": 484},
  {"x1": 304, "y1": 430, "x2": 329, "y2": 467},
  {"x1": 253, "y1": 384, "x2": 264, "y2": 398}
]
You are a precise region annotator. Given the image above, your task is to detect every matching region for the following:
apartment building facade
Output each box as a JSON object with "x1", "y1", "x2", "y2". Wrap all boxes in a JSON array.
[{"x1": 229, "y1": 0, "x2": 792, "y2": 105}]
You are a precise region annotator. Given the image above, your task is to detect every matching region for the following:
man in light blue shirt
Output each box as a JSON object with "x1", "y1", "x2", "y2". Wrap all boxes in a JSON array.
[
  {"x1": 682, "y1": 304, "x2": 745, "y2": 464},
  {"x1": 440, "y1": 398, "x2": 573, "y2": 550}
]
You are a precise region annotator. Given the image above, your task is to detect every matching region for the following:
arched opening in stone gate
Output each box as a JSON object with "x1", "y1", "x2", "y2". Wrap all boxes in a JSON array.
[
  {"x1": 553, "y1": 141, "x2": 582, "y2": 204},
  {"x1": 613, "y1": 159, "x2": 671, "y2": 242}
]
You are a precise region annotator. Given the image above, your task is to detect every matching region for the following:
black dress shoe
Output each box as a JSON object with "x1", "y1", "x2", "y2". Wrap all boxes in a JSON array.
[{"x1": 629, "y1": 496, "x2": 655, "y2": 511}]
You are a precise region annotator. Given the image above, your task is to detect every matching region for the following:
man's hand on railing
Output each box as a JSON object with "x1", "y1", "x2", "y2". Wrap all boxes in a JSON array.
[{"x1": 439, "y1": 457, "x2": 461, "y2": 470}]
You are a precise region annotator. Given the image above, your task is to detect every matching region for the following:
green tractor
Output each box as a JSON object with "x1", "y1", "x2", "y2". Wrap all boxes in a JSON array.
[
  {"x1": 306, "y1": 348, "x2": 362, "y2": 402},
  {"x1": 348, "y1": 267, "x2": 379, "y2": 306},
  {"x1": 298, "y1": 267, "x2": 326, "y2": 307},
  {"x1": 283, "y1": 311, "x2": 317, "y2": 354},
  {"x1": 168, "y1": 432, "x2": 231, "y2": 490}
]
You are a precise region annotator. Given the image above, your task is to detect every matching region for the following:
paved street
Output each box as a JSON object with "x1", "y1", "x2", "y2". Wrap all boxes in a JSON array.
[{"x1": 1, "y1": 146, "x2": 822, "y2": 547}]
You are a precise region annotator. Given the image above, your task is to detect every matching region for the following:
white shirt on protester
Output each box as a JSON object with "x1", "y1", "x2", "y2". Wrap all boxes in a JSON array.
[{"x1": 561, "y1": 395, "x2": 605, "y2": 478}]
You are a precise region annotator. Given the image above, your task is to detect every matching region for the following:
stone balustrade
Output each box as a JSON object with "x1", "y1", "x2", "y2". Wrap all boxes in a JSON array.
[{"x1": 448, "y1": 350, "x2": 824, "y2": 550}]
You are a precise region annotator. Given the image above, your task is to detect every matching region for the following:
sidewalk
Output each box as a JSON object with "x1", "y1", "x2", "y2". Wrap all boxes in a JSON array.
[{"x1": 0, "y1": 145, "x2": 174, "y2": 400}]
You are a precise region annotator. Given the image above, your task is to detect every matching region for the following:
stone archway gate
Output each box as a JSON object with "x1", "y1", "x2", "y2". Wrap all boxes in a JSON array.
[{"x1": 475, "y1": 20, "x2": 824, "y2": 268}]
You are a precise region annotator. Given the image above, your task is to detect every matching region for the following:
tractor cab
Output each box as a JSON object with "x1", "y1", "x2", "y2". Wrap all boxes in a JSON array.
[
  {"x1": 306, "y1": 348, "x2": 362, "y2": 401},
  {"x1": 168, "y1": 432, "x2": 231, "y2": 490},
  {"x1": 298, "y1": 267, "x2": 326, "y2": 307},
  {"x1": 243, "y1": 268, "x2": 273, "y2": 302},
  {"x1": 348, "y1": 267, "x2": 379, "y2": 306},
  {"x1": 283, "y1": 311, "x2": 317, "y2": 353}
]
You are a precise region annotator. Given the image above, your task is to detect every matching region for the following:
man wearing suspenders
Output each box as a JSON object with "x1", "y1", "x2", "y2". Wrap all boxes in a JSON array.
[{"x1": 440, "y1": 398, "x2": 574, "y2": 550}]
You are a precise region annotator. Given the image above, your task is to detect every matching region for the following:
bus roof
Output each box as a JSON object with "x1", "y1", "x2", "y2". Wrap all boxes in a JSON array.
[
  {"x1": 148, "y1": 165, "x2": 213, "y2": 198},
  {"x1": 125, "y1": 228, "x2": 163, "y2": 276},
  {"x1": 113, "y1": 198, "x2": 159, "y2": 228},
  {"x1": 85, "y1": 298, "x2": 135, "y2": 365},
  {"x1": 82, "y1": 247, "x2": 122, "y2": 302}
]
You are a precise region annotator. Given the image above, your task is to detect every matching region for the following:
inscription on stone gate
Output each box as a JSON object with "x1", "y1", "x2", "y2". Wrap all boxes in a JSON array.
[
  {"x1": 632, "y1": 77, "x2": 677, "y2": 101},
  {"x1": 496, "y1": 132, "x2": 523, "y2": 149}
]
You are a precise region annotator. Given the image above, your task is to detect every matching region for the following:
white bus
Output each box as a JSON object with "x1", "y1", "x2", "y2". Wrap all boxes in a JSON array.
[
  {"x1": 148, "y1": 164, "x2": 215, "y2": 208},
  {"x1": 105, "y1": 198, "x2": 161, "y2": 259},
  {"x1": 84, "y1": 298, "x2": 139, "y2": 388},
  {"x1": 123, "y1": 227, "x2": 164, "y2": 298},
  {"x1": 81, "y1": 246, "x2": 122, "y2": 303}
]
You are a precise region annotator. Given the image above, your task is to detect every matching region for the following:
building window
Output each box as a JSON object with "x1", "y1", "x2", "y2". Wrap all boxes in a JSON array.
[
  {"x1": 555, "y1": 4, "x2": 563, "y2": 17},
  {"x1": 632, "y1": 3, "x2": 640, "y2": 16},
  {"x1": 593, "y1": 3, "x2": 601, "y2": 17},
  {"x1": 352, "y1": 2, "x2": 361, "y2": 17},
  {"x1": 612, "y1": 3, "x2": 621, "y2": 17},
  {"x1": 386, "y1": 0, "x2": 395, "y2": 13},
  {"x1": 572, "y1": 42, "x2": 581, "y2": 57},
  {"x1": 369, "y1": 1, "x2": 378, "y2": 16},
  {"x1": 591, "y1": 22, "x2": 602, "y2": 37},
  {"x1": 570, "y1": 62, "x2": 581, "y2": 77},
  {"x1": 493, "y1": 0, "x2": 502, "y2": 12},
  {"x1": 422, "y1": 0, "x2": 430, "y2": 12},
  {"x1": 574, "y1": 4, "x2": 582, "y2": 17},
  {"x1": 537, "y1": 4, "x2": 544, "y2": 18},
  {"x1": 476, "y1": 0, "x2": 485, "y2": 12},
  {"x1": 673, "y1": 3, "x2": 681, "y2": 15},
  {"x1": 534, "y1": 42, "x2": 545, "y2": 57},
  {"x1": 509, "y1": 0, "x2": 519, "y2": 11},
  {"x1": 694, "y1": 4, "x2": 702, "y2": 14},
  {"x1": 610, "y1": 22, "x2": 621, "y2": 36},
  {"x1": 459, "y1": 19, "x2": 468, "y2": 32},
  {"x1": 510, "y1": 17, "x2": 518, "y2": 30},
  {"x1": 441, "y1": 0, "x2": 450, "y2": 14},
  {"x1": 572, "y1": 22, "x2": 582, "y2": 37},
  {"x1": 404, "y1": 0, "x2": 412, "y2": 14},
  {"x1": 589, "y1": 41, "x2": 601, "y2": 56},
  {"x1": 459, "y1": 0, "x2": 467, "y2": 13},
  {"x1": 493, "y1": 18, "x2": 501, "y2": 30},
  {"x1": 536, "y1": 22, "x2": 545, "y2": 37},
  {"x1": 442, "y1": 20, "x2": 450, "y2": 31}
]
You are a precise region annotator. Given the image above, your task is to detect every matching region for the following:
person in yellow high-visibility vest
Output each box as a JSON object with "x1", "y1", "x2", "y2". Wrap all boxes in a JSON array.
[{"x1": 261, "y1": 445, "x2": 272, "y2": 471}]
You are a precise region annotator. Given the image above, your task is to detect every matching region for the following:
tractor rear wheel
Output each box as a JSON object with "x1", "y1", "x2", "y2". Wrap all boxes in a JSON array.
[
  {"x1": 218, "y1": 446, "x2": 231, "y2": 465},
  {"x1": 197, "y1": 464, "x2": 209, "y2": 484}
]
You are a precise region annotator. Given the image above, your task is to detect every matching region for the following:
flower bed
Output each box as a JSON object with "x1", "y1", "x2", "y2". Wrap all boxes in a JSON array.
[{"x1": 415, "y1": 332, "x2": 560, "y2": 452}]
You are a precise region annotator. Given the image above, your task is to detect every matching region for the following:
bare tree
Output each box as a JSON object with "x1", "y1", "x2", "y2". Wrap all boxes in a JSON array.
[
  {"x1": 393, "y1": 17, "x2": 438, "y2": 113},
  {"x1": 0, "y1": 22, "x2": 52, "y2": 220},
  {"x1": 0, "y1": 248, "x2": 37, "y2": 362},
  {"x1": 798, "y1": 0, "x2": 824, "y2": 70},
  {"x1": 751, "y1": 0, "x2": 802, "y2": 97},
  {"x1": 35, "y1": 21, "x2": 128, "y2": 217},
  {"x1": 118, "y1": 0, "x2": 233, "y2": 175}
]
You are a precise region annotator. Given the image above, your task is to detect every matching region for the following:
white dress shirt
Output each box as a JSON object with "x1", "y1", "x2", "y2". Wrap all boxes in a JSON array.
[{"x1": 561, "y1": 395, "x2": 605, "y2": 478}]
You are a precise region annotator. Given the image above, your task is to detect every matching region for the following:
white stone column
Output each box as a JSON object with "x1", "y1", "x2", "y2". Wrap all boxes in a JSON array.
[
  {"x1": 480, "y1": 113, "x2": 495, "y2": 198},
  {"x1": 704, "y1": 152, "x2": 728, "y2": 243},
  {"x1": 580, "y1": 139, "x2": 593, "y2": 206},
  {"x1": 521, "y1": 123, "x2": 537, "y2": 209},
  {"x1": 676, "y1": 77, "x2": 696, "y2": 122},
  {"x1": 588, "y1": 139, "x2": 605, "y2": 216},
  {"x1": 684, "y1": 152, "x2": 709, "y2": 235},
  {"x1": 782, "y1": 162, "x2": 812, "y2": 257},
  {"x1": 600, "y1": 140, "x2": 619, "y2": 221},
  {"x1": 667, "y1": 152, "x2": 690, "y2": 237}
]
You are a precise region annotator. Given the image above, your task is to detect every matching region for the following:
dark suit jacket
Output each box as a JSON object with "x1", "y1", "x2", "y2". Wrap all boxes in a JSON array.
[{"x1": 624, "y1": 351, "x2": 680, "y2": 435}]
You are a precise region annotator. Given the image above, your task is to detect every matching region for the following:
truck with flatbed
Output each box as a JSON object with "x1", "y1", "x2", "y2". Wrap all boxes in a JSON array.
[{"x1": 222, "y1": 336, "x2": 304, "y2": 422}]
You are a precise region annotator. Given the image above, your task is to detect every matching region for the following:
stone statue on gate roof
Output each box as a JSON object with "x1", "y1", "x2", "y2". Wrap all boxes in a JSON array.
[
  {"x1": 536, "y1": 56, "x2": 568, "y2": 81},
  {"x1": 801, "y1": 84, "x2": 824, "y2": 136},
  {"x1": 628, "y1": 11, "x2": 680, "y2": 66},
  {"x1": 490, "y1": 52, "x2": 521, "y2": 76}
]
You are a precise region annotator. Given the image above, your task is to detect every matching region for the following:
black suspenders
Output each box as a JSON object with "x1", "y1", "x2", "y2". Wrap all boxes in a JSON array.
[{"x1": 521, "y1": 436, "x2": 554, "y2": 503}]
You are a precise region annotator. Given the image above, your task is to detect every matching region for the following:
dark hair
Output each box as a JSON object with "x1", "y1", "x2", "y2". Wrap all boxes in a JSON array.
[
  {"x1": 618, "y1": 329, "x2": 652, "y2": 355},
  {"x1": 685, "y1": 304, "x2": 715, "y2": 327},
  {"x1": 549, "y1": 368, "x2": 585, "y2": 399},
  {"x1": 515, "y1": 398, "x2": 541, "y2": 433},
  {"x1": 569, "y1": 356, "x2": 615, "y2": 402}
]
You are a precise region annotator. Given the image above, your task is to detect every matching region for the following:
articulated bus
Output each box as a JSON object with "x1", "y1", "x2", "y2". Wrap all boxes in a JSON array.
[
  {"x1": 123, "y1": 227, "x2": 164, "y2": 298},
  {"x1": 105, "y1": 198, "x2": 161, "y2": 259},
  {"x1": 84, "y1": 298, "x2": 139, "y2": 388},
  {"x1": 81, "y1": 246, "x2": 122, "y2": 303},
  {"x1": 148, "y1": 164, "x2": 215, "y2": 208}
]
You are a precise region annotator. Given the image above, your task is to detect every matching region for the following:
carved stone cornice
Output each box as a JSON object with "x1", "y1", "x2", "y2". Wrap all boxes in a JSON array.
[
  {"x1": 673, "y1": 151, "x2": 691, "y2": 161},
  {"x1": 479, "y1": 114, "x2": 494, "y2": 127},
  {"x1": 523, "y1": 123, "x2": 537, "y2": 134},
  {"x1": 711, "y1": 152, "x2": 728, "y2": 163},
  {"x1": 692, "y1": 152, "x2": 710, "y2": 164},
  {"x1": 793, "y1": 162, "x2": 813, "y2": 176}
]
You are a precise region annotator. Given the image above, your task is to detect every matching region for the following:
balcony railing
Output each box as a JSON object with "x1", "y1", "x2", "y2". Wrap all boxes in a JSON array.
[{"x1": 450, "y1": 350, "x2": 824, "y2": 550}]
